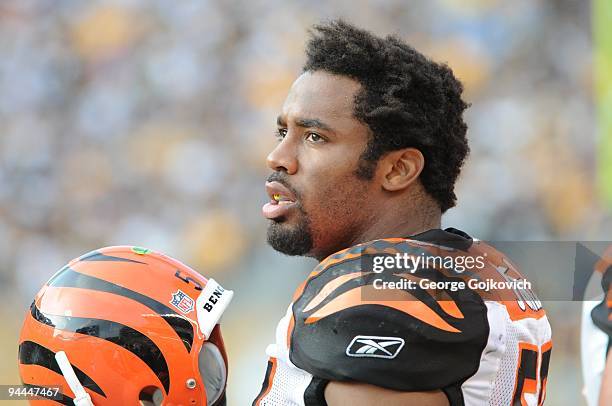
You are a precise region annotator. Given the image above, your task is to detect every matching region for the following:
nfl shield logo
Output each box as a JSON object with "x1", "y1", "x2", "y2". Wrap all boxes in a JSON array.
[{"x1": 170, "y1": 289, "x2": 195, "y2": 314}]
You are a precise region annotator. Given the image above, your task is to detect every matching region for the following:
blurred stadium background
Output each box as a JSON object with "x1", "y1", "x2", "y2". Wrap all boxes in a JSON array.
[{"x1": 0, "y1": 0, "x2": 609, "y2": 404}]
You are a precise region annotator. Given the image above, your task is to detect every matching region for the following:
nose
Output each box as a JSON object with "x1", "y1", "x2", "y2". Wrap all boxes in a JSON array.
[{"x1": 266, "y1": 137, "x2": 298, "y2": 175}]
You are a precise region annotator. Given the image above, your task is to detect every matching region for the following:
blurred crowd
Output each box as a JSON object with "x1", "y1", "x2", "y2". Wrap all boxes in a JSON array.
[{"x1": 0, "y1": 0, "x2": 607, "y2": 404}]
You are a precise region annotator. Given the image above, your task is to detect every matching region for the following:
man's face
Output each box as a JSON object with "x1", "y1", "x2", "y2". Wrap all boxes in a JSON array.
[{"x1": 263, "y1": 70, "x2": 377, "y2": 260}]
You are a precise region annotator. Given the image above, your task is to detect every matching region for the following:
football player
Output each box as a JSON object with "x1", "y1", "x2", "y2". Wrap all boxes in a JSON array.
[
  {"x1": 581, "y1": 245, "x2": 612, "y2": 405},
  {"x1": 256, "y1": 20, "x2": 552, "y2": 406}
]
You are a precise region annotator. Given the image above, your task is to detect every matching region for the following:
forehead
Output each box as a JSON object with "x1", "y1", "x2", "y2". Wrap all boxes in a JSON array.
[{"x1": 281, "y1": 70, "x2": 361, "y2": 125}]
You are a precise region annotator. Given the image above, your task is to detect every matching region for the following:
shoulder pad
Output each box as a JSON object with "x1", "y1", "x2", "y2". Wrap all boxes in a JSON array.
[{"x1": 288, "y1": 238, "x2": 489, "y2": 391}]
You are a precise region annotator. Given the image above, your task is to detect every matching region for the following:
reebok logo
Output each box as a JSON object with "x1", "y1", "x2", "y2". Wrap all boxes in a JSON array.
[{"x1": 345, "y1": 335, "x2": 405, "y2": 359}]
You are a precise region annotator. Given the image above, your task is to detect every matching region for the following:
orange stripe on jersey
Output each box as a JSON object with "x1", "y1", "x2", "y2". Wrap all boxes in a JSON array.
[
  {"x1": 292, "y1": 280, "x2": 308, "y2": 302},
  {"x1": 303, "y1": 272, "x2": 367, "y2": 312},
  {"x1": 501, "y1": 301, "x2": 547, "y2": 322},
  {"x1": 286, "y1": 279, "x2": 310, "y2": 349},
  {"x1": 395, "y1": 273, "x2": 465, "y2": 319},
  {"x1": 314, "y1": 238, "x2": 406, "y2": 274},
  {"x1": 254, "y1": 357, "x2": 277, "y2": 406},
  {"x1": 594, "y1": 245, "x2": 612, "y2": 274},
  {"x1": 512, "y1": 342, "x2": 540, "y2": 406},
  {"x1": 523, "y1": 374, "x2": 537, "y2": 395},
  {"x1": 438, "y1": 300, "x2": 464, "y2": 319},
  {"x1": 286, "y1": 314, "x2": 295, "y2": 349},
  {"x1": 316, "y1": 252, "x2": 361, "y2": 273},
  {"x1": 304, "y1": 285, "x2": 461, "y2": 333}
]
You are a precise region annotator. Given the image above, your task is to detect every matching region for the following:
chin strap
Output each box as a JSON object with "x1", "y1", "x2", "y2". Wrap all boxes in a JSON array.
[{"x1": 55, "y1": 351, "x2": 94, "y2": 406}]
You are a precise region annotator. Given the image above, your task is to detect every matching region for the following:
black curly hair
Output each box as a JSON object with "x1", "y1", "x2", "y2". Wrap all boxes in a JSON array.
[{"x1": 303, "y1": 20, "x2": 469, "y2": 212}]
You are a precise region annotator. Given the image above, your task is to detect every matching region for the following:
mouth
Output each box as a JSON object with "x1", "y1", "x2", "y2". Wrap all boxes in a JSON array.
[
  {"x1": 272, "y1": 193, "x2": 293, "y2": 203},
  {"x1": 262, "y1": 181, "x2": 298, "y2": 220}
]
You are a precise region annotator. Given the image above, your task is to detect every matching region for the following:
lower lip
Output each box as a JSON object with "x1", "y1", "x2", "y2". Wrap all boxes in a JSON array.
[{"x1": 262, "y1": 201, "x2": 296, "y2": 219}]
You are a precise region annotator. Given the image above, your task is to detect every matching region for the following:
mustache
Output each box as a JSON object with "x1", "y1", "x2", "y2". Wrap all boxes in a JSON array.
[{"x1": 266, "y1": 172, "x2": 300, "y2": 200}]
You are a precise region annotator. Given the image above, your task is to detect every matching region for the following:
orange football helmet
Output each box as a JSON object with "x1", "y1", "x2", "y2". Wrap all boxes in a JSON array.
[{"x1": 18, "y1": 246, "x2": 233, "y2": 406}]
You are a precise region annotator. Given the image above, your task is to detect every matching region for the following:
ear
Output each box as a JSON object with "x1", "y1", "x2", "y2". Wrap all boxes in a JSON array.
[{"x1": 379, "y1": 148, "x2": 424, "y2": 192}]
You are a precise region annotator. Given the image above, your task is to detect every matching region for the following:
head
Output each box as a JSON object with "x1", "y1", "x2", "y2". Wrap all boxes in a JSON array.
[{"x1": 264, "y1": 20, "x2": 469, "y2": 260}]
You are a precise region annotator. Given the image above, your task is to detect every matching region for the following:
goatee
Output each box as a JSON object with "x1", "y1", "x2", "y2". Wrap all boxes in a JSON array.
[{"x1": 266, "y1": 214, "x2": 313, "y2": 256}]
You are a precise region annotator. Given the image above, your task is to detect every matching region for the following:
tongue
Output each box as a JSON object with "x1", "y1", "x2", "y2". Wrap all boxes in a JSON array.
[{"x1": 262, "y1": 201, "x2": 294, "y2": 219}]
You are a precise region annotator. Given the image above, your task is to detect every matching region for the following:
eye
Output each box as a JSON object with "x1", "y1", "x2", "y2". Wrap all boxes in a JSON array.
[
  {"x1": 275, "y1": 128, "x2": 287, "y2": 141},
  {"x1": 306, "y1": 132, "x2": 324, "y2": 143}
]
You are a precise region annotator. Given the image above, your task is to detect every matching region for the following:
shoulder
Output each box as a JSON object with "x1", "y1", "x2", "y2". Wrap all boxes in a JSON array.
[{"x1": 287, "y1": 237, "x2": 491, "y2": 392}]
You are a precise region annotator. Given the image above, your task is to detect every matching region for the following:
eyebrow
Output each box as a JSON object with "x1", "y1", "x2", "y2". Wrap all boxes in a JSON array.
[{"x1": 277, "y1": 115, "x2": 334, "y2": 132}]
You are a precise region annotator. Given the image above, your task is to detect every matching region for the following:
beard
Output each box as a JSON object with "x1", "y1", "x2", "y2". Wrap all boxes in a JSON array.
[
  {"x1": 264, "y1": 165, "x2": 372, "y2": 258},
  {"x1": 266, "y1": 203, "x2": 314, "y2": 256}
]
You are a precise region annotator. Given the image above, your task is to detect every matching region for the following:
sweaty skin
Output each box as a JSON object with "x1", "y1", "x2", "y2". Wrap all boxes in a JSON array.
[
  {"x1": 265, "y1": 70, "x2": 440, "y2": 261},
  {"x1": 265, "y1": 71, "x2": 376, "y2": 259},
  {"x1": 265, "y1": 70, "x2": 446, "y2": 405}
]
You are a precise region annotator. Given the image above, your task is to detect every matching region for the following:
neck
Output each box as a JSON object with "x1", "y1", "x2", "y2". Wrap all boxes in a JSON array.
[
  {"x1": 313, "y1": 197, "x2": 442, "y2": 261},
  {"x1": 350, "y1": 209, "x2": 441, "y2": 247}
]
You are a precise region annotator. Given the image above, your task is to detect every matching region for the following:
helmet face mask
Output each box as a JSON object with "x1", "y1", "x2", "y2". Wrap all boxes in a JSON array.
[
  {"x1": 18, "y1": 246, "x2": 232, "y2": 406},
  {"x1": 198, "y1": 342, "x2": 227, "y2": 406}
]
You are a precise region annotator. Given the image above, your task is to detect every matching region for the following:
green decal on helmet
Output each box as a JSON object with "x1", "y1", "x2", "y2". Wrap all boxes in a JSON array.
[{"x1": 132, "y1": 246, "x2": 150, "y2": 255}]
